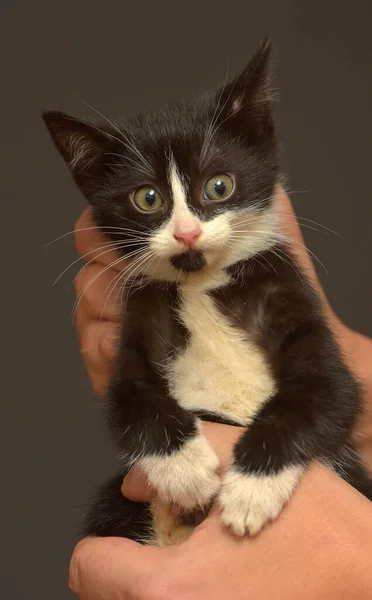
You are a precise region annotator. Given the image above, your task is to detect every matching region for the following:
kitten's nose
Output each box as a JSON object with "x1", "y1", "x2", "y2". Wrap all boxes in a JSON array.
[{"x1": 174, "y1": 228, "x2": 201, "y2": 248}]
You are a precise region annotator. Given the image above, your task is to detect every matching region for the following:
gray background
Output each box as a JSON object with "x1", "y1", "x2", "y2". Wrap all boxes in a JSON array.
[{"x1": 1, "y1": 1, "x2": 371, "y2": 598}]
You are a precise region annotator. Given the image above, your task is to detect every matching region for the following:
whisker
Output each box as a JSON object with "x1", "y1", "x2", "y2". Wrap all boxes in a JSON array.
[
  {"x1": 252, "y1": 255, "x2": 271, "y2": 273},
  {"x1": 69, "y1": 243, "x2": 146, "y2": 291},
  {"x1": 199, "y1": 63, "x2": 230, "y2": 166},
  {"x1": 126, "y1": 261, "x2": 152, "y2": 295},
  {"x1": 47, "y1": 225, "x2": 153, "y2": 246},
  {"x1": 275, "y1": 233, "x2": 329, "y2": 275},
  {"x1": 200, "y1": 64, "x2": 249, "y2": 166},
  {"x1": 99, "y1": 260, "x2": 136, "y2": 319},
  {"x1": 120, "y1": 251, "x2": 156, "y2": 302},
  {"x1": 278, "y1": 214, "x2": 343, "y2": 238},
  {"x1": 53, "y1": 241, "x2": 146, "y2": 287},
  {"x1": 255, "y1": 252, "x2": 280, "y2": 279},
  {"x1": 270, "y1": 247, "x2": 307, "y2": 287},
  {"x1": 71, "y1": 248, "x2": 146, "y2": 322},
  {"x1": 200, "y1": 75, "x2": 238, "y2": 167},
  {"x1": 73, "y1": 94, "x2": 153, "y2": 173}
]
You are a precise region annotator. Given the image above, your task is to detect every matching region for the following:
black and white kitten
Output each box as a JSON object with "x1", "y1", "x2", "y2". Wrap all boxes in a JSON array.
[{"x1": 43, "y1": 40, "x2": 372, "y2": 545}]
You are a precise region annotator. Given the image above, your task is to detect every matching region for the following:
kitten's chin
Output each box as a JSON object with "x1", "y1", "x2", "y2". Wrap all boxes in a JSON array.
[{"x1": 170, "y1": 250, "x2": 207, "y2": 273}]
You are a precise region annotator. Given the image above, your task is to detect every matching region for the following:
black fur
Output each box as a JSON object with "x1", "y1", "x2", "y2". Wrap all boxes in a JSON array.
[
  {"x1": 170, "y1": 250, "x2": 206, "y2": 272},
  {"x1": 43, "y1": 39, "x2": 372, "y2": 544},
  {"x1": 81, "y1": 473, "x2": 153, "y2": 541}
]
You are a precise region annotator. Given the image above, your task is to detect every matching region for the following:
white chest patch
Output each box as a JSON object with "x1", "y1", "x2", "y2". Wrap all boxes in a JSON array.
[{"x1": 167, "y1": 282, "x2": 276, "y2": 425}]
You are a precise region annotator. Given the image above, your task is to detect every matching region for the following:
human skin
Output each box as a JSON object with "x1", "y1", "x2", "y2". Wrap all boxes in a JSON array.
[{"x1": 70, "y1": 189, "x2": 372, "y2": 598}]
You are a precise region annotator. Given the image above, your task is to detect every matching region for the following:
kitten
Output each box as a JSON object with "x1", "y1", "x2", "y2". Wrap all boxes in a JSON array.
[{"x1": 43, "y1": 39, "x2": 372, "y2": 545}]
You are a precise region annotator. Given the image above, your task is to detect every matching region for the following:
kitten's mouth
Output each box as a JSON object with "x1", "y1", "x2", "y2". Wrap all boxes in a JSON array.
[{"x1": 170, "y1": 250, "x2": 207, "y2": 273}]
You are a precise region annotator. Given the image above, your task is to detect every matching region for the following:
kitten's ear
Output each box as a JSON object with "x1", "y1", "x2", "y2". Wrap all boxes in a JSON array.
[
  {"x1": 216, "y1": 38, "x2": 275, "y2": 132},
  {"x1": 42, "y1": 110, "x2": 112, "y2": 199}
]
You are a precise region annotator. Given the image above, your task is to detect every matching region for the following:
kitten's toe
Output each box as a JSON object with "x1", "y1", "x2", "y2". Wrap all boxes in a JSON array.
[
  {"x1": 140, "y1": 433, "x2": 220, "y2": 509},
  {"x1": 219, "y1": 466, "x2": 303, "y2": 536}
]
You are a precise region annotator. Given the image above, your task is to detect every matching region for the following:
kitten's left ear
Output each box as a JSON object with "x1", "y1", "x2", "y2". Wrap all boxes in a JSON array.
[{"x1": 216, "y1": 38, "x2": 275, "y2": 131}]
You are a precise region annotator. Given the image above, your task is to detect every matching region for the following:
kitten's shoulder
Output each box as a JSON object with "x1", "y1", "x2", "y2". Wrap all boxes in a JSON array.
[
  {"x1": 123, "y1": 279, "x2": 187, "y2": 357},
  {"x1": 212, "y1": 244, "x2": 319, "y2": 331}
]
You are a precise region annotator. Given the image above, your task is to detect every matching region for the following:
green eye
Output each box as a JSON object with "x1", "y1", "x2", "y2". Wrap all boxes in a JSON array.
[
  {"x1": 204, "y1": 174, "x2": 234, "y2": 201},
  {"x1": 132, "y1": 187, "x2": 163, "y2": 212}
]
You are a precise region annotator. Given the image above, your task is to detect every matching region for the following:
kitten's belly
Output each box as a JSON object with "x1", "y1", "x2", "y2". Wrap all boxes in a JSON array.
[{"x1": 168, "y1": 284, "x2": 276, "y2": 425}]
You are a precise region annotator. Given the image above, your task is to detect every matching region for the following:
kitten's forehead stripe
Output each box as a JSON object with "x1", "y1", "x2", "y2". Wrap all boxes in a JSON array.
[{"x1": 167, "y1": 152, "x2": 188, "y2": 211}]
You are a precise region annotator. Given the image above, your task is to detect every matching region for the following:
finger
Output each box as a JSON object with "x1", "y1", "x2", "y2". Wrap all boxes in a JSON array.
[
  {"x1": 69, "y1": 536, "x2": 169, "y2": 600},
  {"x1": 74, "y1": 208, "x2": 125, "y2": 268},
  {"x1": 121, "y1": 469, "x2": 156, "y2": 502},
  {"x1": 77, "y1": 320, "x2": 118, "y2": 394},
  {"x1": 75, "y1": 263, "x2": 124, "y2": 321},
  {"x1": 200, "y1": 422, "x2": 244, "y2": 474},
  {"x1": 78, "y1": 319, "x2": 118, "y2": 372}
]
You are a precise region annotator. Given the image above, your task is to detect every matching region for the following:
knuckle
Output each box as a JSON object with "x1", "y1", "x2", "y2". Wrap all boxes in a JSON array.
[
  {"x1": 74, "y1": 208, "x2": 93, "y2": 256},
  {"x1": 74, "y1": 264, "x2": 97, "y2": 299},
  {"x1": 92, "y1": 374, "x2": 108, "y2": 396},
  {"x1": 141, "y1": 571, "x2": 184, "y2": 600},
  {"x1": 69, "y1": 538, "x2": 123, "y2": 594},
  {"x1": 68, "y1": 540, "x2": 94, "y2": 593},
  {"x1": 78, "y1": 322, "x2": 94, "y2": 356}
]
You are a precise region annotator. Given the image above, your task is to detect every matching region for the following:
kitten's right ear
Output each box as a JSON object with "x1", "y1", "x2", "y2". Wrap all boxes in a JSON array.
[
  {"x1": 42, "y1": 110, "x2": 112, "y2": 198},
  {"x1": 213, "y1": 38, "x2": 276, "y2": 136}
]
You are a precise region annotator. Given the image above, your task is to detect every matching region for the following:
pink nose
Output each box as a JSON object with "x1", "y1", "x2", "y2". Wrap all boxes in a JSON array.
[{"x1": 174, "y1": 230, "x2": 201, "y2": 248}]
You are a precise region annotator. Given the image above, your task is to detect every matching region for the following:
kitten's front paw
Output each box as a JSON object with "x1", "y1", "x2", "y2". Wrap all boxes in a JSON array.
[
  {"x1": 219, "y1": 466, "x2": 303, "y2": 536},
  {"x1": 140, "y1": 434, "x2": 220, "y2": 510}
]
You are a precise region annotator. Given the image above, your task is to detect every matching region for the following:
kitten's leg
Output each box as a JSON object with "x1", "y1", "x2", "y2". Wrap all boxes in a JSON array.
[
  {"x1": 217, "y1": 255, "x2": 372, "y2": 536},
  {"x1": 107, "y1": 347, "x2": 220, "y2": 511},
  {"x1": 219, "y1": 336, "x2": 365, "y2": 535},
  {"x1": 219, "y1": 388, "x2": 372, "y2": 535},
  {"x1": 82, "y1": 473, "x2": 154, "y2": 543},
  {"x1": 325, "y1": 443, "x2": 372, "y2": 500},
  {"x1": 218, "y1": 404, "x2": 306, "y2": 537},
  {"x1": 220, "y1": 448, "x2": 372, "y2": 537}
]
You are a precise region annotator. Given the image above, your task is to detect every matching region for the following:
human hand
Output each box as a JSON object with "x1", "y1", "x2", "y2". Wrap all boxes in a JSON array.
[
  {"x1": 70, "y1": 434, "x2": 372, "y2": 599},
  {"x1": 74, "y1": 208, "x2": 124, "y2": 396}
]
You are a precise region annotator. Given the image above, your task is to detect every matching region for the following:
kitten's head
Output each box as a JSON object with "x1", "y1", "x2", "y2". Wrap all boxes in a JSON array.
[{"x1": 43, "y1": 39, "x2": 280, "y2": 283}]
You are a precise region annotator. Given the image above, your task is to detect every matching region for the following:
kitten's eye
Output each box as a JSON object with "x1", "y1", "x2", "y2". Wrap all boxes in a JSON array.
[
  {"x1": 132, "y1": 187, "x2": 163, "y2": 212},
  {"x1": 204, "y1": 174, "x2": 234, "y2": 201}
]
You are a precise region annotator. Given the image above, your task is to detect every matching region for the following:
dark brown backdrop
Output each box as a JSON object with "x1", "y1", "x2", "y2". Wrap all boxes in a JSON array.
[{"x1": 1, "y1": 1, "x2": 371, "y2": 598}]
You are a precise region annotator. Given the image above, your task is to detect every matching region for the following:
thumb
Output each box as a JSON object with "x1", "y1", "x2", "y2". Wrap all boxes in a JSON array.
[
  {"x1": 192, "y1": 504, "x2": 236, "y2": 544},
  {"x1": 69, "y1": 536, "x2": 170, "y2": 599}
]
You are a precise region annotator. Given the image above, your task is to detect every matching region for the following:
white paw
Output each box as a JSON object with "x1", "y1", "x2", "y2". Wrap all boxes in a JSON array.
[
  {"x1": 139, "y1": 434, "x2": 220, "y2": 510},
  {"x1": 219, "y1": 466, "x2": 303, "y2": 536}
]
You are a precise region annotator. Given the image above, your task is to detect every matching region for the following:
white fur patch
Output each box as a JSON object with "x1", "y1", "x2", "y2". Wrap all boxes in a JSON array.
[
  {"x1": 219, "y1": 465, "x2": 304, "y2": 536},
  {"x1": 168, "y1": 282, "x2": 276, "y2": 425},
  {"x1": 139, "y1": 430, "x2": 220, "y2": 509},
  {"x1": 168, "y1": 156, "x2": 201, "y2": 236},
  {"x1": 168, "y1": 159, "x2": 188, "y2": 212}
]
